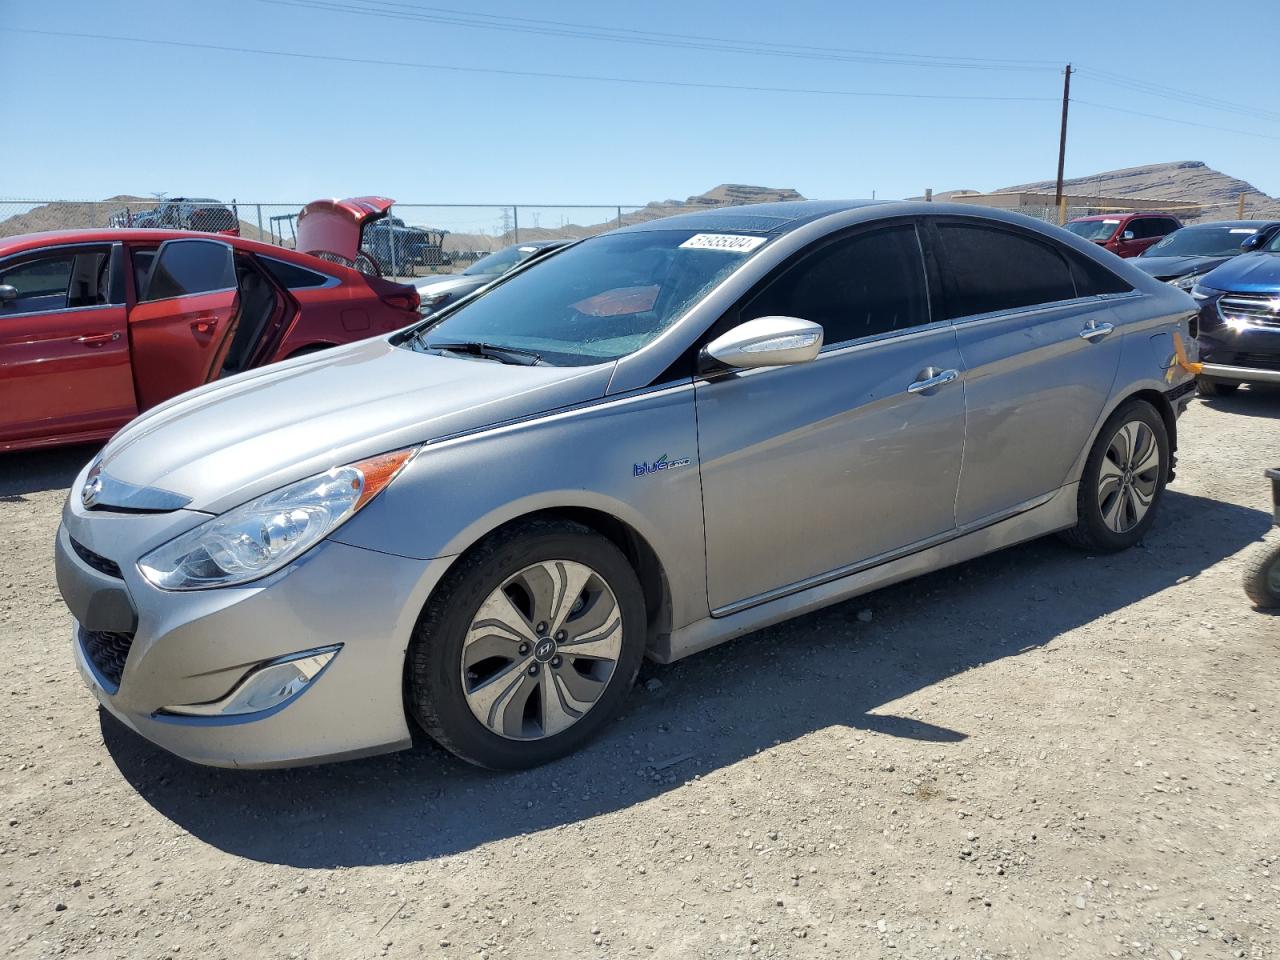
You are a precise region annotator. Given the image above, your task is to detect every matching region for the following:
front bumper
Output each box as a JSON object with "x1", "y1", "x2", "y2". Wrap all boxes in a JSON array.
[
  {"x1": 1196, "y1": 298, "x2": 1280, "y2": 384},
  {"x1": 1199, "y1": 362, "x2": 1280, "y2": 385},
  {"x1": 56, "y1": 486, "x2": 455, "y2": 768}
]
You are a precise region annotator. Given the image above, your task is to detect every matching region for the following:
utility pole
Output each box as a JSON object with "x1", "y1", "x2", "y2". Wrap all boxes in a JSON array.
[{"x1": 1054, "y1": 64, "x2": 1073, "y2": 212}]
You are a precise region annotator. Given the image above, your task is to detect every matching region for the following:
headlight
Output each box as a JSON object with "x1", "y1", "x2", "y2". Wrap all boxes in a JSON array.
[
  {"x1": 1170, "y1": 272, "x2": 1204, "y2": 291},
  {"x1": 1190, "y1": 282, "x2": 1223, "y2": 301},
  {"x1": 138, "y1": 448, "x2": 416, "y2": 591}
]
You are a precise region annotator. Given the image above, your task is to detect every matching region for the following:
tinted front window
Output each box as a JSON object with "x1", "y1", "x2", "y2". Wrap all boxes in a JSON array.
[
  {"x1": 1, "y1": 254, "x2": 72, "y2": 299},
  {"x1": 142, "y1": 240, "x2": 235, "y2": 301},
  {"x1": 1066, "y1": 220, "x2": 1120, "y2": 242},
  {"x1": 744, "y1": 224, "x2": 929, "y2": 346},
  {"x1": 1144, "y1": 225, "x2": 1259, "y2": 258},
  {"x1": 936, "y1": 223, "x2": 1077, "y2": 318},
  {"x1": 0, "y1": 247, "x2": 112, "y2": 314},
  {"x1": 417, "y1": 230, "x2": 760, "y2": 365}
]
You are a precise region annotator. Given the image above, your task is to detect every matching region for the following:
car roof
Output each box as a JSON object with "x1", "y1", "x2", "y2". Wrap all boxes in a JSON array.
[
  {"x1": 617, "y1": 199, "x2": 885, "y2": 236},
  {"x1": 1068, "y1": 212, "x2": 1172, "y2": 222},
  {"x1": 1178, "y1": 219, "x2": 1280, "y2": 229}
]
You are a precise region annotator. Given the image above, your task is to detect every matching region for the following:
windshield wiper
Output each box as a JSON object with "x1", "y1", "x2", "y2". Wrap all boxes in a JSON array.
[{"x1": 425, "y1": 340, "x2": 543, "y2": 366}]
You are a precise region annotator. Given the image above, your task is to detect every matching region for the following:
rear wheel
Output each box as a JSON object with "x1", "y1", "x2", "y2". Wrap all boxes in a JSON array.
[
  {"x1": 407, "y1": 519, "x2": 646, "y2": 769},
  {"x1": 1243, "y1": 536, "x2": 1280, "y2": 609},
  {"x1": 1197, "y1": 378, "x2": 1240, "y2": 397},
  {"x1": 1061, "y1": 399, "x2": 1169, "y2": 552}
]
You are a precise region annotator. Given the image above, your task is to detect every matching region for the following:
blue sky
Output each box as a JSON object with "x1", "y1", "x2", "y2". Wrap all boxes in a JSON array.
[{"x1": 3, "y1": 0, "x2": 1278, "y2": 206}]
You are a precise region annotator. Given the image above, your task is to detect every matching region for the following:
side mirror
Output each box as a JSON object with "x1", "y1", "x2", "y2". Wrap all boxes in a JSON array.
[
  {"x1": 703, "y1": 316, "x2": 823, "y2": 370},
  {"x1": 0, "y1": 284, "x2": 16, "y2": 304},
  {"x1": 1120, "y1": 230, "x2": 1136, "y2": 241},
  {"x1": 1240, "y1": 233, "x2": 1266, "y2": 252}
]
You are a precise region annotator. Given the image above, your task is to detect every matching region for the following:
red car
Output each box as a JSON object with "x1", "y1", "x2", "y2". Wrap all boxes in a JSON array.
[
  {"x1": 1064, "y1": 212, "x2": 1183, "y2": 258},
  {"x1": 0, "y1": 198, "x2": 420, "y2": 452}
]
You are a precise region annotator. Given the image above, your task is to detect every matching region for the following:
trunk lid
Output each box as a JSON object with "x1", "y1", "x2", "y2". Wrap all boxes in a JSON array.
[{"x1": 296, "y1": 196, "x2": 394, "y2": 264}]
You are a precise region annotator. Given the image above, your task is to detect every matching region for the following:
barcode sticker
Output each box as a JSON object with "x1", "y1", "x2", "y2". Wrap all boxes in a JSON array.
[{"x1": 679, "y1": 233, "x2": 768, "y2": 253}]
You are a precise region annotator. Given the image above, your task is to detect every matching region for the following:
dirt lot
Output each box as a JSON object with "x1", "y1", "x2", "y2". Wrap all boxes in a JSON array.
[{"x1": 1, "y1": 390, "x2": 1278, "y2": 960}]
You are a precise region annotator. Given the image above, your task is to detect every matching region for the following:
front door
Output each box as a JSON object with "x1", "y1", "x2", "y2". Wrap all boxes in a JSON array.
[
  {"x1": 696, "y1": 222, "x2": 966, "y2": 614},
  {"x1": 129, "y1": 238, "x2": 241, "y2": 410},
  {"x1": 928, "y1": 219, "x2": 1125, "y2": 525},
  {"x1": 0, "y1": 243, "x2": 134, "y2": 446}
]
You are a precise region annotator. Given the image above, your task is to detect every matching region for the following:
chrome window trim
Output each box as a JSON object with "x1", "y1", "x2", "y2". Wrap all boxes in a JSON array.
[
  {"x1": 0, "y1": 302, "x2": 123, "y2": 321},
  {"x1": 138, "y1": 284, "x2": 237, "y2": 306},
  {"x1": 945, "y1": 291, "x2": 1140, "y2": 330}
]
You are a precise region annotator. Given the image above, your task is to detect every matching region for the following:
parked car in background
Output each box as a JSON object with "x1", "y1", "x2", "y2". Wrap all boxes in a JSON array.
[
  {"x1": 0, "y1": 228, "x2": 420, "y2": 452},
  {"x1": 54, "y1": 200, "x2": 1198, "y2": 771},
  {"x1": 1190, "y1": 228, "x2": 1280, "y2": 395},
  {"x1": 362, "y1": 217, "x2": 450, "y2": 274},
  {"x1": 1133, "y1": 220, "x2": 1280, "y2": 290},
  {"x1": 1065, "y1": 212, "x2": 1182, "y2": 258},
  {"x1": 111, "y1": 198, "x2": 241, "y2": 236},
  {"x1": 412, "y1": 239, "x2": 570, "y2": 313}
]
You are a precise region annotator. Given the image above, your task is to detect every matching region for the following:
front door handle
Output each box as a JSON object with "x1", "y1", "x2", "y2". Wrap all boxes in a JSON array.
[
  {"x1": 1079, "y1": 321, "x2": 1115, "y2": 342},
  {"x1": 77, "y1": 332, "x2": 120, "y2": 347},
  {"x1": 907, "y1": 368, "x2": 960, "y2": 394}
]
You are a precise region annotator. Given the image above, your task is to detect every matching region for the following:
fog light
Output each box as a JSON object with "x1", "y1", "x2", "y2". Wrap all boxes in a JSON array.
[{"x1": 161, "y1": 646, "x2": 340, "y2": 718}]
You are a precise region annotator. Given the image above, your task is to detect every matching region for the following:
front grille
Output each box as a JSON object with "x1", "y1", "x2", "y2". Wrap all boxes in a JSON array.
[
  {"x1": 1234, "y1": 352, "x2": 1280, "y2": 372},
  {"x1": 1218, "y1": 294, "x2": 1280, "y2": 327},
  {"x1": 80, "y1": 629, "x2": 134, "y2": 690},
  {"x1": 70, "y1": 538, "x2": 122, "y2": 579}
]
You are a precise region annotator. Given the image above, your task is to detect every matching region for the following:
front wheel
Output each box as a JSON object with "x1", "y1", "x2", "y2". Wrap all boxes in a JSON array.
[
  {"x1": 407, "y1": 519, "x2": 646, "y2": 769},
  {"x1": 1243, "y1": 535, "x2": 1280, "y2": 609},
  {"x1": 1197, "y1": 378, "x2": 1240, "y2": 397},
  {"x1": 1061, "y1": 399, "x2": 1169, "y2": 552}
]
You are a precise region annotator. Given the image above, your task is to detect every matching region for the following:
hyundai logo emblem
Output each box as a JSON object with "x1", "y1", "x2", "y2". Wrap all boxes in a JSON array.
[
  {"x1": 533, "y1": 637, "x2": 557, "y2": 662},
  {"x1": 81, "y1": 475, "x2": 103, "y2": 508}
]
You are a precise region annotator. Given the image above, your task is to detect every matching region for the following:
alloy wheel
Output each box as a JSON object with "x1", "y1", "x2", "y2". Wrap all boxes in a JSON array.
[
  {"x1": 1097, "y1": 420, "x2": 1161, "y2": 534},
  {"x1": 461, "y1": 560, "x2": 623, "y2": 740}
]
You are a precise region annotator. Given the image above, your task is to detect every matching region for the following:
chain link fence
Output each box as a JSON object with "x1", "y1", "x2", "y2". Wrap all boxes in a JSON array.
[
  {"x1": 0, "y1": 199, "x2": 649, "y2": 279},
  {"x1": 3, "y1": 195, "x2": 1272, "y2": 280}
]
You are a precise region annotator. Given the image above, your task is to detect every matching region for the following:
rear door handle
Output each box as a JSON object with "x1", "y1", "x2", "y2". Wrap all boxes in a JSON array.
[
  {"x1": 191, "y1": 316, "x2": 219, "y2": 335},
  {"x1": 1080, "y1": 321, "x2": 1115, "y2": 342},
  {"x1": 77, "y1": 332, "x2": 119, "y2": 347},
  {"x1": 907, "y1": 368, "x2": 959, "y2": 394}
]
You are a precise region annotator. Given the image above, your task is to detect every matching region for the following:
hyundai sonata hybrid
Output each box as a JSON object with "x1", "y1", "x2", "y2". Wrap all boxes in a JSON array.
[{"x1": 55, "y1": 200, "x2": 1200, "y2": 770}]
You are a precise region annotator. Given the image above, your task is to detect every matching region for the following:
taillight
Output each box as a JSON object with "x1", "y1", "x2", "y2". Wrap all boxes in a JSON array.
[{"x1": 381, "y1": 288, "x2": 420, "y2": 313}]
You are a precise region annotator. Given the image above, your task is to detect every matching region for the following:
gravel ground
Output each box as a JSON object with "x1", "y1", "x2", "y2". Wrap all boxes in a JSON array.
[{"x1": 1, "y1": 389, "x2": 1278, "y2": 960}]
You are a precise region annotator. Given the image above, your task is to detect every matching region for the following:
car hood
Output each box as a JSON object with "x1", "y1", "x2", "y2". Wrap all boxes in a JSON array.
[
  {"x1": 95, "y1": 337, "x2": 613, "y2": 514},
  {"x1": 412, "y1": 274, "x2": 485, "y2": 295},
  {"x1": 1200, "y1": 252, "x2": 1280, "y2": 292},
  {"x1": 296, "y1": 196, "x2": 394, "y2": 263},
  {"x1": 1131, "y1": 255, "x2": 1230, "y2": 280}
]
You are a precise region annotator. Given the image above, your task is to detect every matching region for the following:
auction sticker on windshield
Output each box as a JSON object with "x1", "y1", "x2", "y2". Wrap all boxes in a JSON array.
[{"x1": 679, "y1": 234, "x2": 768, "y2": 253}]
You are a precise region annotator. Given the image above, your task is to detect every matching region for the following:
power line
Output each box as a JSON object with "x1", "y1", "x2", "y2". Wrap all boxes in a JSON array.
[
  {"x1": 1075, "y1": 68, "x2": 1280, "y2": 125},
  {"x1": 1072, "y1": 99, "x2": 1280, "y2": 142},
  {"x1": 259, "y1": 0, "x2": 1061, "y2": 72},
  {"x1": 0, "y1": 27, "x2": 1059, "y2": 102}
]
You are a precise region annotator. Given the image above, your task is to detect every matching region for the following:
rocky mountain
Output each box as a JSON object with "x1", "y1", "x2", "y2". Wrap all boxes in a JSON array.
[{"x1": 938, "y1": 161, "x2": 1280, "y2": 221}]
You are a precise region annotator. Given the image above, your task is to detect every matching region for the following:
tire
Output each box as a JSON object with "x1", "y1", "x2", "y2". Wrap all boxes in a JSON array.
[
  {"x1": 1243, "y1": 535, "x2": 1280, "y2": 609},
  {"x1": 1061, "y1": 398, "x2": 1169, "y2": 553},
  {"x1": 1197, "y1": 378, "x2": 1240, "y2": 397},
  {"x1": 407, "y1": 519, "x2": 646, "y2": 769}
]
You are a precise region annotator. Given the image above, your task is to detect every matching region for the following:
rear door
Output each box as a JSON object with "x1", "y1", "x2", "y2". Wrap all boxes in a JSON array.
[
  {"x1": 129, "y1": 238, "x2": 240, "y2": 410},
  {"x1": 928, "y1": 218, "x2": 1126, "y2": 525},
  {"x1": 696, "y1": 221, "x2": 966, "y2": 613},
  {"x1": 0, "y1": 243, "x2": 134, "y2": 446}
]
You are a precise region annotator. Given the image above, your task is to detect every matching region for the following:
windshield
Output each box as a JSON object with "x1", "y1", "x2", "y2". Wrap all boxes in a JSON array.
[
  {"x1": 1143, "y1": 225, "x2": 1259, "y2": 258},
  {"x1": 1065, "y1": 219, "x2": 1121, "y2": 241},
  {"x1": 463, "y1": 243, "x2": 545, "y2": 277},
  {"x1": 414, "y1": 229, "x2": 765, "y2": 366}
]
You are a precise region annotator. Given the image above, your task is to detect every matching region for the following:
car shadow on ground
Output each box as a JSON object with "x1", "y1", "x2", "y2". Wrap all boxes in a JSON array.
[
  {"x1": 1197, "y1": 383, "x2": 1280, "y2": 420},
  {"x1": 0, "y1": 443, "x2": 99, "y2": 500},
  {"x1": 101, "y1": 488, "x2": 1271, "y2": 869}
]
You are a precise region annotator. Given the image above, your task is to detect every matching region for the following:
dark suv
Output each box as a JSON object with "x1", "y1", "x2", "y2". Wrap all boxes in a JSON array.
[{"x1": 1191, "y1": 228, "x2": 1280, "y2": 395}]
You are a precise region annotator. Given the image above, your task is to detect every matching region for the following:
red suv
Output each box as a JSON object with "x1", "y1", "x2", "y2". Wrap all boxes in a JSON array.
[
  {"x1": 0, "y1": 198, "x2": 421, "y2": 452},
  {"x1": 1064, "y1": 213, "x2": 1183, "y2": 258}
]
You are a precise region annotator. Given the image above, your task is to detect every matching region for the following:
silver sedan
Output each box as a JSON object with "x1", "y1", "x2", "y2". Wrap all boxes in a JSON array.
[{"x1": 55, "y1": 200, "x2": 1200, "y2": 769}]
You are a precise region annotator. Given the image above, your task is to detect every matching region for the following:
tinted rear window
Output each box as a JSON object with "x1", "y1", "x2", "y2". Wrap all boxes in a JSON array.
[
  {"x1": 261, "y1": 256, "x2": 330, "y2": 289},
  {"x1": 935, "y1": 223, "x2": 1078, "y2": 318},
  {"x1": 143, "y1": 240, "x2": 235, "y2": 301}
]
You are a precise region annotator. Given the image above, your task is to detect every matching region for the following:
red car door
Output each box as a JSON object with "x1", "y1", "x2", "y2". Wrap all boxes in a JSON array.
[
  {"x1": 0, "y1": 243, "x2": 135, "y2": 449},
  {"x1": 129, "y1": 238, "x2": 241, "y2": 410}
]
